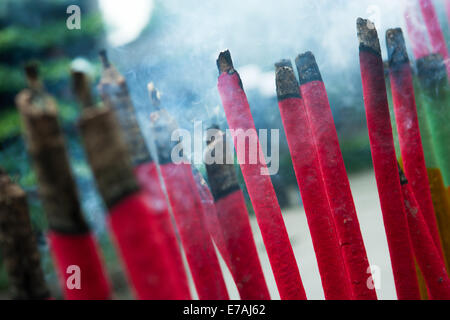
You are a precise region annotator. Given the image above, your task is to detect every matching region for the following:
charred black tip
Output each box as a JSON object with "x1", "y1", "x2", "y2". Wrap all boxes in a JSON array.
[
  {"x1": 275, "y1": 59, "x2": 301, "y2": 100},
  {"x1": 295, "y1": 51, "x2": 323, "y2": 85},
  {"x1": 71, "y1": 70, "x2": 93, "y2": 108},
  {"x1": 24, "y1": 61, "x2": 40, "y2": 81},
  {"x1": 386, "y1": 28, "x2": 409, "y2": 68},
  {"x1": 99, "y1": 49, "x2": 110, "y2": 68},
  {"x1": 357, "y1": 18, "x2": 381, "y2": 55},
  {"x1": 217, "y1": 50, "x2": 235, "y2": 74}
]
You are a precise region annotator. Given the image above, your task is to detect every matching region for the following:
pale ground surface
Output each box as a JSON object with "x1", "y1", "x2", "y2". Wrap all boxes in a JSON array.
[{"x1": 185, "y1": 170, "x2": 398, "y2": 300}]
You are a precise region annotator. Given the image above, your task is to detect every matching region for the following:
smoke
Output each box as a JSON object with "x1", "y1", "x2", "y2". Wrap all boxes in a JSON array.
[{"x1": 101, "y1": 0, "x2": 444, "y2": 164}]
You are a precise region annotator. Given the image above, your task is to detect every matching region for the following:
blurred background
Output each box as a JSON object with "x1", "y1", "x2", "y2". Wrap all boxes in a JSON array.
[{"x1": 0, "y1": 0, "x2": 448, "y2": 299}]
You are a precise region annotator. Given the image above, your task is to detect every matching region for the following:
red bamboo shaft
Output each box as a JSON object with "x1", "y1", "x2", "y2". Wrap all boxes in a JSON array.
[
  {"x1": 404, "y1": 0, "x2": 431, "y2": 59},
  {"x1": 135, "y1": 163, "x2": 191, "y2": 299},
  {"x1": 216, "y1": 51, "x2": 306, "y2": 300},
  {"x1": 275, "y1": 60, "x2": 351, "y2": 300},
  {"x1": 419, "y1": 0, "x2": 450, "y2": 78},
  {"x1": 357, "y1": 18, "x2": 420, "y2": 300},
  {"x1": 160, "y1": 162, "x2": 229, "y2": 300},
  {"x1": 398, "y1": 166, "x2": 450, "y2": 300},
  {"x1": 386, "y1": 28, "x2": 444, "y2": 257},
  {"x1": 295, "y1": 53, "x2": 376, "y2": 300},
  {"x1": 205, "y1": 129, "x2": 270, "y2": 300}
]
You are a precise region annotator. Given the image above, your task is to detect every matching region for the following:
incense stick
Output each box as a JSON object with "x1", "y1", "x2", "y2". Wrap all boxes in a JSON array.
[
  {"x1": 0, "y1": 169, "x2": 50, "y2": 300},
  {"x1": 16, "y1": 66, "x2": 111, "y2": 300},
  {"x1": 275, "y1": 60, "x2": 351, "y2": 300},
  {"x1": 217, "y1": 50, "x2": 306, "y2": 300},
  {"x1": 357, "y1": 18, "x2": 420, "y2": 300},
  {"x1": 98, "y1": 51, "x2": 191, "y2": 299},
  {"x1": 418, "y1": 0, "x2": 450, "y2": 78},
  {"x1": 295, "y1": 52, "x2": 375, "y2": 300},
  {"x1": 204, "y1": 127, "x2": 270, "y2": 300}
]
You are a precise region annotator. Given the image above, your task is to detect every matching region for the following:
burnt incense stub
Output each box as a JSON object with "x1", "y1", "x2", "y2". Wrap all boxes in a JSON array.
[
  {"x1": 417, "y1": 53, "x2": 448, "y2": 89},
  {"x1": 275, "y1": 60, "x2": 301, "y2": 101},
  {"x1": 16, "y1": 91, "x2": 89, "y2": 234},
  {"x1": 205, "y1": 129, "x2": 240, "y2": 201},
  {"x1": 0, "y1": 171, "x2": 51, "y2": 300},
  {"x1": 295, "y1": 52, "x2": 323, "y2": 85},
  {"x1": 99, "y1": 75, "x2": 152, "y2": 166},
  {"x1": 79, "y1": 107, "x2": 140, "y2": 209},
  {"x1": 386, "y1": 28, "x2": 409, "y2": 68},
  {"x1": 357, "y1": 18, "x2": 381, "y2": 56}
]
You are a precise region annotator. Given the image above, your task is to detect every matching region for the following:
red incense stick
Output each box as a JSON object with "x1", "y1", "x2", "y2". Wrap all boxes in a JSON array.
[
  {"x1": 356, "y1": 18, "x2": 420, "y2": 300},
  {"x1": 404, "y1": 0, "x2": 431, "y2": 59},
  {"x1": 217, "y1": 50, "x2": 306, "y2": 300},
  {"x1": 419, "y1": 0, "x2": 450, "y2": 77},
  {"x1": 74, "y1": 71, "x2": 183, "y2": 300},
  {"x1": 16, "y1": 66, "x2": 111, "y2": 300},
  {"x1": 204, "y1": 127, "x2": 270, "y2": 300},
  {"x1": 98, "y1": 51, "x2": 191, "y2": 299},
  {"x1": 192, "y1": 167, "x2": 232, "y2": 270},
  {"x1": 398, "y1": 165, "x2": 450, "y2": 300},
  {"x1": 295, "y1": 53, "x2": 375, "y2": 300},
  {"x1": 386, "y1": 28, "x2": 444, "y2": 256},
  {"x1": 275, "y1": 60, "x2": 351, "y2": 300},
  {"x1": 149, "y1": 104, "x2": 229, "y2": 300}
]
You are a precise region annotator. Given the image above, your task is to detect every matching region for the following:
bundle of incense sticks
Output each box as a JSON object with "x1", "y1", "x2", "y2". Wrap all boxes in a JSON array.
[
  {"x1": 404, "y1": 6, "x2": 450, "y2": 273},
  {"x1": 204, "y1": 127, "x2": 270, "y2": 300},
  {"x1": 274, "y1": 60, "x2": 351, "y2": 300},
  {"x1": 418, "y1": 0, "x2": 450, "y2": 78},
  {"x1": 294, "y1": 52, "x2": 375, "y2": 300},
  {"x1": 0, "y1": 168, "x2": 50, "y2": 300},
  {"x1": 97, "y1": 50, "x2": 191, "y2": 299},
  {"x1": 147, "y1": 88, "x2": 229, "y2": 300},
  {"x1": 217, "y1": 50, "x2": 306, "y2": 300},
  {"x1": 397, "y1": 164, "x2": 450, "y2": 299},
  {"x1": 356, "y1": 18, "x2": 420, "y2": 299},
  {"x1": 72, "y1": 71, "x2": 183, "y2": 300},
  {"x1": 416, "y1": 54, "x2": 450, "y2": 195},
  {"x1": 385, "y1": 29, "x2": 444, "y2": 260},
  {"x1": 15, "y1": 64, "x2": 111, "y2": 300}
]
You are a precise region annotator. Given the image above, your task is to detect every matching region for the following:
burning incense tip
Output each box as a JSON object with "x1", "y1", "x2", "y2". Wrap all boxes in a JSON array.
[
  {"x1": 274, "y1": 59, "x2": 301, "y2": 100},
  {"x1": 386, "y1": 28, "x2": 409, "y2": 67},
  {"x1": 147, "y1": 82, "x2": 161, "y2": 108},
  {"x1": 357, "y1": 18, "x2": 381, "y2": 55},
  {"x1": 71, "y1": 70, "x2": 94, "y2": 108},
  {"x1": 295, "y1": 51, "x2": 323, "y2": 85},
  {"x1": 417, "y1": 53, "x2": 447, "y2": 87},
  {"x1": 99, "y1": 49, "x2": 110, "y2": 68},
  {"x1": 217, "y1": 50, "x2": 235, "y2": 74}
]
